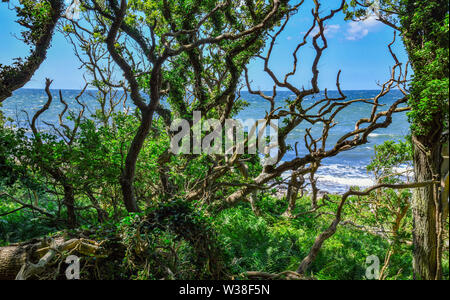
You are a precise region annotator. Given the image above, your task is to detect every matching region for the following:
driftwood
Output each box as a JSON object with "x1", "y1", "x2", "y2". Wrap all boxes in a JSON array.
[
  {"x1": 0, "y1": 237, "x2": 106, "y2": 280},
  {"x1": 0, "y1": 240, "x2": 40, "y2": 280}
]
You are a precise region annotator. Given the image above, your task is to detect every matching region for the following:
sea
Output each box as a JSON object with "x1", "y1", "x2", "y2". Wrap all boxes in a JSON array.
[{"x1": 1, "y1": 89, "x2": 410, "y2": 194}]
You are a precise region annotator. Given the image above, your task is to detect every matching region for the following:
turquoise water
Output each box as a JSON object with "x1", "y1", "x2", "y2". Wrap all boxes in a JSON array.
[{"x1": 1, "y1": 89, "x2": 410, "y2": 193}]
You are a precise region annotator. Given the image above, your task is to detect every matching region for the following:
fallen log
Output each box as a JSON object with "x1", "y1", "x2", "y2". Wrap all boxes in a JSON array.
[
  {"x1": 0, "y1": 237, "x2": 107, "y2": 280},
  {"x1": 0, "y1": 240, "x2": 42, "y2": 280}
]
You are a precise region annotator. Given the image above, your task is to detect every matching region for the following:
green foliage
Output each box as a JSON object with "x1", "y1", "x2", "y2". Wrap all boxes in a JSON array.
[
  {"x1": 215, "y1": 195, "x2": 410, "y2": 280},
  {"x1": 92, "y1": 0, "x2": 290, "y2": 119},
  {"x1": 0, "y1": 184, "x2": 58, "y2": 246},
  {"x1": 0, "y1": 105, "x2": 4, "y2": 127},
  {"x1": 353, "y1": 139, "x2": 415, "y2": 278},
  {"x1": 118, "y1": 199, "x2": 229, "y2": 279},
  {"x1": 15, "y1": 0, "x2": 54, "y2": 45},
  {"x1": 404, "y1": 9, "x2": 449, "y2": 134},
  {"x1": 2, "y1": 0, "x2": 448, "y2": 281},
  {"x1": 367, "y1": 139, "x2": 413, "y2": 182},
  {"x1": 344, "y1": 0, "x2": 401, "y2": 23}
]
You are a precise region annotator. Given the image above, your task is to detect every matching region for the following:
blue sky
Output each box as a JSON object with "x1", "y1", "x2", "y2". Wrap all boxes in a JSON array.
[{"x1": 0, "y1": 0, "x2": 408, "y2": 91}]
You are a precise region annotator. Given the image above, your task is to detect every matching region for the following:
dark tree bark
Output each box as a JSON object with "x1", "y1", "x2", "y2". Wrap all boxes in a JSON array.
[
  {"x1": 0, "y1": 244, "x2": 35, "y2": 280},
  {"x1": 63, "y1": 184, "x2": 77, "y2": 229},
  {"x1": 119, "y1": 109, "x2": 154, "y2": 212},
  {"x1": 412, "y1": 132, "x2": 444, "y2": 280},
  {"x1": 282, "y1": 173, "x2": 304, "y2": 218}
]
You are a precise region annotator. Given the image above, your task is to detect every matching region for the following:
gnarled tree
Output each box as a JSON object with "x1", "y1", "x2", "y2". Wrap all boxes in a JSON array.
[
  {"x1": 0, "y1": 0, "x2": 64, "y2": 102},
  {"x1": 346, "y1": 0, "x2": 449, "y2": 280},
  {"x1": 71, "y1": 0, "x2": 293, "y2": 212}
]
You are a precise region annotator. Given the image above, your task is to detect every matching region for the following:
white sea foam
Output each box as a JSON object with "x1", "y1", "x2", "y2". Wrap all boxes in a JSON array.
[
  {"x1": 278, "y1": 163, "x2": 376, "y2": 193},
  {"x1": 393, "y1": 164, "x2": 413, "y2": 174},
  {"x1": 368, "y1": 133, "x2": 397, "y2": 138},
  {"x1": 317, "y1": 174, "x2": 374, "y2": 187}
]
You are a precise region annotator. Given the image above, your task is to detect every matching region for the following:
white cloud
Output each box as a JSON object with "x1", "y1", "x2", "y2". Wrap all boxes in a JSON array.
[
  {"x1": 324, "y1": 24, "x2": 341, "y2": 37},
  {"x1": 309, "y1": 24, "x2": 341, "y2": 38},
  {"x1": 345, "y1": 16, "x2": 379, "y2": 41}
]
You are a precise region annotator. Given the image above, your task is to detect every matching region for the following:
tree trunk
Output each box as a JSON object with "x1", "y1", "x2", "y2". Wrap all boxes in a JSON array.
[
  {"x1": 0, "y1": 238, "x2": 107, "y2": 280},
  {"x1": 412, "y1": 134, "x2": 443, "y2": 280},
  {"x1": 120, "y1": 110, "x2": 153, "y2": 212},
  {"x1": 0, "y1": 246, "x2": 27, "y2": 280},
  {"x1": 249, "y1": 192, "x2": 262, "y2": 216},
  {"x1": 85, "y1": 188, "x2": 108, "y2": 223},
  {"x1": 63, "y1": 185, "x2": 77, "y2": 229},
  {"x1": 282, "y1": 174, "x2": 304, "y2": 218},
  {"x1": 440, "y1": 139, "x2": 449, "y2": 223},
  {"x1": 0, "y1": 241, "x2": 40, "y2": 280}
]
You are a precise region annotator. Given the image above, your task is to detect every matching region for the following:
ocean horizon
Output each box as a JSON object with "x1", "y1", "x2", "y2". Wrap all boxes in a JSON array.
[{"x1": 1, "y1": 88, "x2": 410, "y2": 194}]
